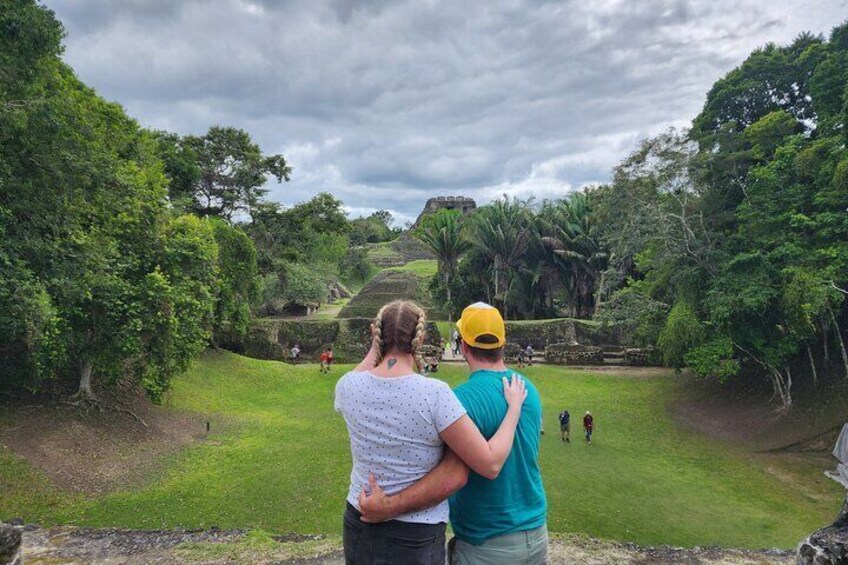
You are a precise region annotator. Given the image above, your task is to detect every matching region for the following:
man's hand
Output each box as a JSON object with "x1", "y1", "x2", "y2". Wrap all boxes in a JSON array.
[
  {"x1": 358, "y1": 474, "x2": 396, "y2": 523},
  {"x1": 358, "y1": 450, "x2": 468, "y2": 523}
]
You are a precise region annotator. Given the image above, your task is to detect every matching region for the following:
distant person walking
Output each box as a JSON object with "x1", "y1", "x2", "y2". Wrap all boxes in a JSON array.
[
  {"x1": 319, "y1": 347, "x2": 334, "y2": 373},
  {"x1": 291, "y1": 343, "x2": 301, "y2": 364},
  {"x1": 583, "y1": 411, "x2": 594, "y2": 444},
  {"x1": 452, "y1": 330, "x2": 461, "y2": 356},
  {"x1": 559, "y1": 410, "x2": 571, "y2": 443},
  {"x1": 524, "y1": 344, "x2": 534, "y2": 366}
]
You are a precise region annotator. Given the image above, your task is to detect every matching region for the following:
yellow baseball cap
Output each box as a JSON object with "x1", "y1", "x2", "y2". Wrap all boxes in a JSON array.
[{"x1": 456, "y1": 302, "x2": 506, "y2": 349}]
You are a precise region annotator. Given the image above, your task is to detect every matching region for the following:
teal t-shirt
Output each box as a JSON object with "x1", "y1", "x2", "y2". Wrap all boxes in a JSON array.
[{"x1": 448, "y1": 369, "x2": 547, "y2": 545}]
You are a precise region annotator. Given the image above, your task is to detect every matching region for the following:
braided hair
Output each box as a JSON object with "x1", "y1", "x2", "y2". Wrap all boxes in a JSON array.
[
  {"x1": 372, "y1": 303, "x2": 388, "y2": 366},
  {"x1": 411, "y1": 307, "x2": 427, "y2": 373},
  {"x1": 371, "y1": 300, "x2": 427, "y2": 372}
]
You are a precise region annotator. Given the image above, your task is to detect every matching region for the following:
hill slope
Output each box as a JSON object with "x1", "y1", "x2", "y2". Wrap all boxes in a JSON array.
[{"x1": 338, "y1": 266, "x2": 444, "y2": 319}]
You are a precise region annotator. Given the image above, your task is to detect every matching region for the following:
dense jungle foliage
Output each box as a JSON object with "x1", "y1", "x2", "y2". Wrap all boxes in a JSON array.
[{"x1": 417, "y1": 26, "x2": 848, "y2": 408}]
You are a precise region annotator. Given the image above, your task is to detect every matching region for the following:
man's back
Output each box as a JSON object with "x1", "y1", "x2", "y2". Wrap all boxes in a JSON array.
[{"x1": 449, "y1": 369, "x2": 547, "y2": 545}]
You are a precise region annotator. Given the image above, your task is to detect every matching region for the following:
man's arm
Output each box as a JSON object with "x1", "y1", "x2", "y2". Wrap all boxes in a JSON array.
[{"x1": 358, "y1": 448, "x2": 469, "y2": 523}]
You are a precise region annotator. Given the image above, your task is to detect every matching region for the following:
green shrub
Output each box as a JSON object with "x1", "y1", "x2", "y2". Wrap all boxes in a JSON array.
[
  {"x1": 657, "y1": 301, "x2": 704, "y2": 368},
  {"x1": 684, "y1": 337, "x2": 741, "y2": 381}
]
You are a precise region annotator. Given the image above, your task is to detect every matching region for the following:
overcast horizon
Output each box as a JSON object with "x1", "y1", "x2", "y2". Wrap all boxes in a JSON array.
[{"x1": 46, "y1": 0, "x2": 847, "y2": 225}]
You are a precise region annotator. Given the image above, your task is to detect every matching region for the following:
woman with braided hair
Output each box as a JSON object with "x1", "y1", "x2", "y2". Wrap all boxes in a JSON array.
[{"x1": 335, "y1": 300, "x2": 526, "y2": 565}]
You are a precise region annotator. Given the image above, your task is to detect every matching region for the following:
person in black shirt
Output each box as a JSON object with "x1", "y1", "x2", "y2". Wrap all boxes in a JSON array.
[
  {"x1": 583, "y1": 411, "x2": 594, "y2": 444},
  {"x1": 559, "y1": 410, "x2": 571, "y2": 443}
]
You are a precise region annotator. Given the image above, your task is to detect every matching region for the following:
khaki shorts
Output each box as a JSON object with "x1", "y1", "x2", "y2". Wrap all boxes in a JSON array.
[{"x1": 448, "y1": 525, "x2": 548, "y2": 565}]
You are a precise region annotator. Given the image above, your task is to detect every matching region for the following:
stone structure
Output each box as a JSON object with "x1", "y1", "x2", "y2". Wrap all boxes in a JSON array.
[
  {"x1": 219, "y1": 317, "x2": 442, "y2": 364},
  {"x1": 504, "y1": 343, "x2": 523, "y2": 362},
  {"x1": 797, "y1": 496, "x2": 848, "y2": 564},
  {"x1": 0, "y1": 523, "x2": 22, "y2": 565},
  {"x1": 545, "y1": 343, "x2": 604, "y2": 365},
  {"x1": 797, "y1": 423, "x2": 848, "y2": 564},
  {"x1": 825, "y1": 424, "x2": 848, "y2": 489},
  {"x1": 414, "y1": 196, "x2": 476, "y2": 226},
  {"x1": 506, "y1": 319, "x2": 578, "y2": 351},
  {"x1": 623, "y1": 347, "x2": 659, "y2": 366}
]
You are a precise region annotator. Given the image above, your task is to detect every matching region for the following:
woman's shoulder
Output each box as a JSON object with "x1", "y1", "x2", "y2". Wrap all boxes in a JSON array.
[
  {"x1": 412, "y1": 374, "x2": 454, "y2": 394},
  {"x1": 336, "y1": 370, "x2": 369, "y2": 390}
]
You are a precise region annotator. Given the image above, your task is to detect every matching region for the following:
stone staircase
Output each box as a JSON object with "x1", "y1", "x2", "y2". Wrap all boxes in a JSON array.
[{"x1": 601, "y1": 345, "x2": 626, "y2": 365}]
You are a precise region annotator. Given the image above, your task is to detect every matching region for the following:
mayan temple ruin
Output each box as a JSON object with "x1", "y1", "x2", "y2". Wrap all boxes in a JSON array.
[{"x1": 413, "y1": 195, "x2": 477, "y2": 226}]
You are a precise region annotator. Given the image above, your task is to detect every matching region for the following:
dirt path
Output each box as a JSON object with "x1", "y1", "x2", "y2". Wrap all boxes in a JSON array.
[
  {"x1": 20, "y1": 526, "x2": 795, "y2": 564},
  {"x1": 0, "y1": 392, "x2": 210, "y2": 495}
]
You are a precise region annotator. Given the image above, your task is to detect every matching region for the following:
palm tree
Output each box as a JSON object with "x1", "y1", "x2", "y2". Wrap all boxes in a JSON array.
[
  {"x1": 539, "y1": 192, "x2": 608, "y2": 318},
  {"x1": 413, "y1": 209, "x2": 469, "y2": 322},
  {"x1": 466, "y1": 198, "x2": 533, "y2": 317}
]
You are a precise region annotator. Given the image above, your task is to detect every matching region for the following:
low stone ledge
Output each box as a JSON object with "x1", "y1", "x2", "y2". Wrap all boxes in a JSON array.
[
  {"x1": 545, "y1": 343, "x2": 604, "y2": 365},
  {"x1": 623, "y1": 347, "x2": 659, "y2": 366},
  {"x1": 797, "y1": 495, "x2": 848, "y2": 564}
]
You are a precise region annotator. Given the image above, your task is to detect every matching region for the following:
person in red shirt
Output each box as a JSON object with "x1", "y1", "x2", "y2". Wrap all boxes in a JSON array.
[
  {"x1": 583, "y1": 411, "x2": 594, "y2": 444},
  {"x1": 319, "y1": 347, "x2": 334, "y2": 374}
]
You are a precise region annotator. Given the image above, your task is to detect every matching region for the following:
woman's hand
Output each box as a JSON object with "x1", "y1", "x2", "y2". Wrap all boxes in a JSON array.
[
  {"x1": 354, "y1": 324, "x2": 382, "y2": 372},
  {"x1": 441, "y1": 376, "x2": 528, "y2": 479},
  {"x1": 502, "y1": 374, "x2": 527, "y2": 411}
]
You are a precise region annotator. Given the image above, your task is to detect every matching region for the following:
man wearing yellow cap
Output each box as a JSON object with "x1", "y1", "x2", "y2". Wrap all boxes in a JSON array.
[{"x1": 359, "y1": 302, "x2": 548, "y2": 564}]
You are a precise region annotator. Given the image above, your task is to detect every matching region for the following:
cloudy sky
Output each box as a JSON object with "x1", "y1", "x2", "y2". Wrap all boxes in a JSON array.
[{"x1": 47, "y1": 0, "x2": 847, "y2": 225}]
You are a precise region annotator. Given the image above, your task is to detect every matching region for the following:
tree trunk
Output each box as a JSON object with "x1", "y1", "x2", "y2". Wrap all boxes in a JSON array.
[
  {"x1": 79, "y1": 359, "x2": 94, "y2": 398},
  {"x1": 770, "y1": 365, "x2": 792, "y2": 412},
  {"x1": 594, "y1": 271, "x2": 606, "y2": 318},
  {"x1": 824, "y1": 321, "x2": 830, "y2": 363},
  {"x1": 444, "y1": 271, "x2": 453, "y2": 324},
  {"x1": 830, "y1": 307, "x2": 848, "y2": 379},
  {"x1": 807, "y1": 344, "x2": 818, "y2": 386}
]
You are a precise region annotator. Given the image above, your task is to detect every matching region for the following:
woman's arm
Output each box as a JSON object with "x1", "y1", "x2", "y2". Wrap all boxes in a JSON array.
[
  {"x1": 353, "y1": 326, "x2": 380, "y2": 372},
  {"x1": 439, "y1": 375, "x2": 526, "y2": 480}
]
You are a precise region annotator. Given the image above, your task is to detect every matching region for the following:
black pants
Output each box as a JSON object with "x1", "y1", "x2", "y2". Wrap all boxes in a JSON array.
[{"x1": 343, "y1": 502, "x2": 446, "y2": 565}]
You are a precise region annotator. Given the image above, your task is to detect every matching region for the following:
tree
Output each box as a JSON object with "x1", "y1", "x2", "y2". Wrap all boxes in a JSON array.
[
  {"x1": 414, "y1": 209, "x2": 469, "y2": 322},
  {"x1": 340, "y1": 247, "x2": 375, "y2": 285},
  {"x1": 282, "y1": 262, "x2": 329, "y2": 311},
  {"x1": 142, "y1": 215, "x2": 218, "y2": 402},
  {"x1": 592, "y1": 25, "x2": 848, "y2": 411},
  {"x1": 466, "y1": 198, "x2": 533, "y2": 317},
  {"x1": 539, "y1": 192, "x2": 608, "y2": 318},
  {"x1": 210, "y1": 219, "x2": 259, "y2": 341},
  {"x1": 349, "y1": 210, "x2": 400, "y2": 245},
  {"x1": 691, "y1": 37, "x2": 820, "y2": 139},
  {"x1": 248, "y1": 193, "x2": 350, "y2": 270},
  {"x1": 151, "y1": 130, "x2": 200, "y2": 209},
  {"x1": 183, "y1": 126, "x2": 291, "y2": 220},
  {"x1": 0, "y1": 1, "x2": 220, "y2": 402}
]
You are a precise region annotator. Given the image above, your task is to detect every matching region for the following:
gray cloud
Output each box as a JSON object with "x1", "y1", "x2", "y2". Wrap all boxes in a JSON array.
[{"x1": 46, "y1": 0, "x2": 848, "y2": 224}]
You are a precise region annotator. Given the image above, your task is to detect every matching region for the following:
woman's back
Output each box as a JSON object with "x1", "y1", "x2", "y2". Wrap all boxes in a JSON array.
[{"x1": 335, "y1": 369, "x2": 465, "y2": 524}]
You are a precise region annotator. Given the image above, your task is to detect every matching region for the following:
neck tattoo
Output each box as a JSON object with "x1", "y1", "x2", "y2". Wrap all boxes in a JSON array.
[{"x1": 387, "y1": 358, "x2": 397, "y2": 369}]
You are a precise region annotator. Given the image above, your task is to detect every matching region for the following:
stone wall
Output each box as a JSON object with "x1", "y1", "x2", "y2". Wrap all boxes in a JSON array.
[
  {"x1": 505, "y1": 319, "x2": 577, "y2": 350},
  {"x1": 545, "y1": 343, "x2": 604, "y2": 365},
  {"x1": 505, "y1": 319, "x2": 629, "y2": 350},
  {"x1": 623, "y1": 347, "x2": 659, "y2": 366},
  {"x1": 219, "y1": 318, "x2": 442, "y2": 363}
]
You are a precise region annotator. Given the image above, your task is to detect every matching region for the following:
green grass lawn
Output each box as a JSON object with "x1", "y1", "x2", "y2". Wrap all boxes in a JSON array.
[
  {"x1": 435, "y1": 320, "x2": 454, "y2": 342},
  {"x1": 0, "y1": 350, "x2": 841, "y2": 549},
  {"x1": 309, "y1": 298, "x2": 351, "y2": 320},
  {"x1": 365, "y1": 242, "x2": 402, "y2": 262},
  {"x1": 386, "y1": 259, "x2": 438, "y2": 277}
]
